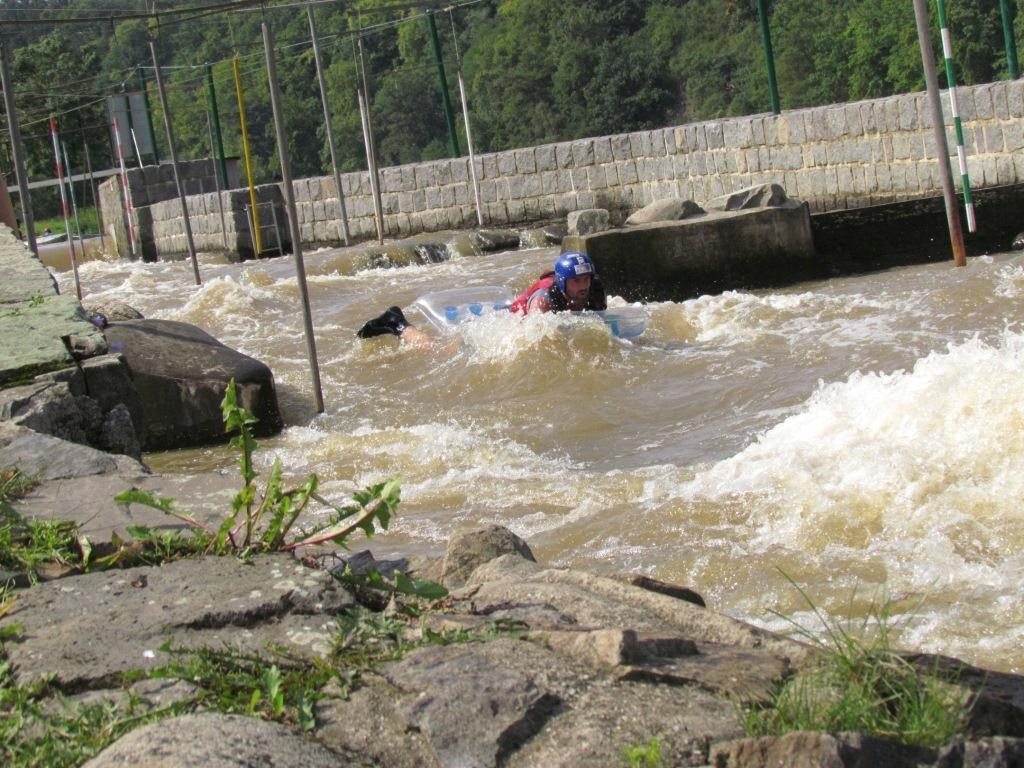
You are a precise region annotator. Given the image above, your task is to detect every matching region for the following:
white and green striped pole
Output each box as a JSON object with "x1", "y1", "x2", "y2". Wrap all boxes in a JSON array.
[{"x1": 935, "y1": 0, "x2": 976, "y2": 233}]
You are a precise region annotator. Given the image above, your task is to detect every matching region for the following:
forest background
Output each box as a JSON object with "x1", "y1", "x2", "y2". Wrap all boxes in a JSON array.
[{"x1": 2, "y1": 0, "x2": 1022, "y2": 218}]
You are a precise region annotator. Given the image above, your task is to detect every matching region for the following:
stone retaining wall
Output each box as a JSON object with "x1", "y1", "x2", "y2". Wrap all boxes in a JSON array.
[{"x1": 112, "y1": 81, "x2": 1024, "y2": 259}]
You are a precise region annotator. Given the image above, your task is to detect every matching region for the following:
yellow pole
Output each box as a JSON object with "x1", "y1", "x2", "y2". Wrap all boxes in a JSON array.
[{"x1": 233, "y1": 55, "x2": 262, "y2": 255}]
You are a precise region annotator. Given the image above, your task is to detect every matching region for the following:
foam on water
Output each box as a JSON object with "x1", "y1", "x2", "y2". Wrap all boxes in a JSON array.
[{"x1": 675, "y1": 328, "x2": 1024, "y2": 667}]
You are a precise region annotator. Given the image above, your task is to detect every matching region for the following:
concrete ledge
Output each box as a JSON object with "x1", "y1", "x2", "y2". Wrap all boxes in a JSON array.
[{"x1": 564, "y1": 205, "x2": 817, "y2": 302}]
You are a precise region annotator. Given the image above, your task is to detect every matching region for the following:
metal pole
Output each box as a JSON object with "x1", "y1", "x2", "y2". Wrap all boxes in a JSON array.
[
  {"x1": 756, "y1": 0, "x2": 781, "y2": 115},
  {"x1": 262, "y1": 20, "x2": 324, "y2": 414},
  {"x1": 61, "y1": 142, "x2": 85, "y2": 249},
  {"x1": 49, "y1": 116, "x2": 82, "y2": 298},
  {"x1": 913, "y1": 0, "x2": 966, "y2": 267},
  {"x1": 0, "y1": 42, "x2": 38, "y2": 259},
  {"x1": 357, "y1": 88, "x2": 385, "y2": 243},
  {"x1": 935, "y1": 0, "x2": 976, "y2": 232},
  {"x1": 83, "y1": 142, "x2": 105, "y2": 249},
  {"x1": 205, "y1": 63, "x2": 229, "y2": 188},
  {"x1": 233, "y1": 55, "x2": 263, "y2": 255},
  {"x1": 457, "y1": 71, "x2": 484, "y2": 226},
  {"x1": 149, "y1": 37, "x2": 202, "y2": 284},
  {"x1": 129, "y1": 127, "x2": 144, "y2": 168},
  {"x1": 357, "y1": 34, "x2": 386, "y2": 241},
  {"x1": 113, "y1": 118, "x2": 137, "y2": 259},
  {"x1": 138, "y1": 67, "x2": 160, "y2": 165},
  {"x1": 306, "y1": 3, "x2": 351, "y2": 246},
  {"x1": 206, "y1": 111, "x2": 228, "y2": 249},
  {"x1": 1000, "y1": 0, "x2": 1020, "y2": 80},
  {"x1": 426, "y1": 9, "x2": 460, "y2": 157}
]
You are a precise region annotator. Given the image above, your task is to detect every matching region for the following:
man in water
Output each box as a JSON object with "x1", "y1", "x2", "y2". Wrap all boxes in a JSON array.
[{"x1": 356, "y1": 251, "x2": 607, "y2": 345}]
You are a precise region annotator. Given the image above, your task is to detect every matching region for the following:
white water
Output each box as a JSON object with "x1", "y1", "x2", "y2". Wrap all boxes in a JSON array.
[{"x1": 57, "y1": 245, "x2": 1024, "y2": 672}]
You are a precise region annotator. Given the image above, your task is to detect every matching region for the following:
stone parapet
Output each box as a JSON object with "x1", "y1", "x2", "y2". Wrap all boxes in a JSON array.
[{"x1": 111, "y1": 81, "x2": 1024, "y2": 260}]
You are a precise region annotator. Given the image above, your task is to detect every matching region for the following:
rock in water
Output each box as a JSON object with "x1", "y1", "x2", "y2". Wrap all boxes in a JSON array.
[
  {"x1": 1012, "y1": 231, "x2": 1024, "y2": 250},
  {"x1": 103, "y1": 319, "x2": 283, "y2": 451}
]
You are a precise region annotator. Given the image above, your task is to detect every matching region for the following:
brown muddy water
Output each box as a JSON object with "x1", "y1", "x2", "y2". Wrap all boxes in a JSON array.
[{"x1": 55, "y1": 239, "x2": 1024, "y2": 673}]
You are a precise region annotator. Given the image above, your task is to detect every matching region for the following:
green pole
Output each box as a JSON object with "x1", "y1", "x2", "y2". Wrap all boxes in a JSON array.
[
  {"x1": 756, "y1": 0, "x2": 781, "y2": 114},
  {"x1": 137, "y1": 67, "x2": 159, "y2": 165},
  {"x1": 205, "y1": 63, "x2": 229, "y2": 188},
  {"x1": 999, "y1": 0, "x2": 1019, "y2": 80},
  {"x1": 935, "y1": 0, "x2": 976, "y2": 232},
  {"x1": 426, "y1": 9, "x2": 461, "y2": 157}
]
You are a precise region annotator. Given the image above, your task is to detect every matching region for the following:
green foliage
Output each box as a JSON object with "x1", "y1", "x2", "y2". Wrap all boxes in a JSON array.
[
  {"x1": 0, "y1": 656, "x2": 186, "y2": 768},
  {"x1": 151, "y1": 643, "x2": 330, "y2": 730},
  {"x1": 5, "y1": 0, "x2": 1022, "y2": 183},
  {"x1": 115, "y1": 379, "x2": 398, "y2": 555},
  {"x1": 739, "y1": 577, "x2": 973, "y2": 748},
  {"x1": 0, "y1": 470, "x2": 81, "y2": 584},
  {"x1": 623, "y1": 735, "x2": 664, "y2": 768}
]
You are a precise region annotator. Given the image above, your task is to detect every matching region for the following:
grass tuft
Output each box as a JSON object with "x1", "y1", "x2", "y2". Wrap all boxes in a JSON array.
[{"x1": 738, "y1": 574, "x2": 972, "y2": 748}]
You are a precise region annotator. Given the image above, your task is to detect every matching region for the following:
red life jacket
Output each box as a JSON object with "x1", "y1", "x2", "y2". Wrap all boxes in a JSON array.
[{"x1": 509, "y1": 272, "x2": 557, "y2": 315}]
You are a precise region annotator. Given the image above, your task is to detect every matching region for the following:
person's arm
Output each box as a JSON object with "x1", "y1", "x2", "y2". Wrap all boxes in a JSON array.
[{"x1": 526, "y1": 292, "x2": 552, "y2": 313}]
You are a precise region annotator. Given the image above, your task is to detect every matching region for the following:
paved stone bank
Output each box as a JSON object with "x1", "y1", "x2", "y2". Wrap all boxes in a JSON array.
[{"x1": 111, "y1": 81, "x2": 1024, "y2": 260}]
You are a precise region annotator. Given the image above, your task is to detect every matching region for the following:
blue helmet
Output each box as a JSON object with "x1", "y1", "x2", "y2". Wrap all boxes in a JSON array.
[{"x1": 554, "y1": 252, "x2": 595, "y2": 294}]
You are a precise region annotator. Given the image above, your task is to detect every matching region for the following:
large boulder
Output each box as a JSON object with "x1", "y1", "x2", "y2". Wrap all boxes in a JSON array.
[
  {"x1": 103, "y1": 319, "x2": 282, "y2": 451},
  {"x1": 567, "y1": 208, "x2": 611, "y2": 236},
  {"x1": 626, "y1": 198, "x2": 705, "y2": 225},
  {"x1": 705, "y1": 182, "x2": 794, "y2": 212}
]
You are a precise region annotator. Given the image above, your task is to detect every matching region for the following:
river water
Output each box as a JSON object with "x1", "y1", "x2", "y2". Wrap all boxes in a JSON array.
[{"x1": 56, "y1": 239, "x2": 1024, "y2": 674}]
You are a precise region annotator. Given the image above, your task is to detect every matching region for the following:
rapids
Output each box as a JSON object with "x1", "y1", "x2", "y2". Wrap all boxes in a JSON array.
[{"x1": 56, "y1": 242, "x2": 1024, "y2": 673}]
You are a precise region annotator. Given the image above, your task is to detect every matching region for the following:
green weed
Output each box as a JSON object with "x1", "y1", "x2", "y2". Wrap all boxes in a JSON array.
[
  {"x1": 116, "y1": 379, "x2": 399, "y2": 555},
  {"x1": 0, "y1": 656, "x2": 186, "y2": 768},
  {"x1": 623, "y1": 735, "x2": 664, "y2": 768},
  {"x1": 738, "y1": 575, "x2": 972, "y2": 748}
]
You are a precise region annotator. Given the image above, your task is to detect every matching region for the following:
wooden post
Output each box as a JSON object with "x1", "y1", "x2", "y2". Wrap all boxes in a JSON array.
[{"x1": 913, "y1": 0, "x2": 966, "y2": 267}]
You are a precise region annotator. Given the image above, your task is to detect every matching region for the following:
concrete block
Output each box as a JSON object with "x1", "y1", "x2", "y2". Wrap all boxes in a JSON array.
[
  {"x1": 826, "y1": 107, "x2": 848, "y2": 139},
  {"x1": 845, "y1": 105, "x2": 864, "y2": 136},
  {"x1": 572, "y1": 139, "x2": 595, "y2": 166},
  {"x1": 483, "y1": 155, "x2": 499, "y2": 178},
  {"x1": 611, "y1": 134, "x2": 632, "y2": 161},
  {"x1": 593, "y1": 137, "x2": 613, "y2": 163},
  {"x1": 557, "y1": 169, "x2": 575, "y2": 193},
  {"x1": 617, "y1": 161, "x2": 638, "y2": 185},
  {"x1": 507, "y1": 176, "x2": 526, "y2": 199},
  {"x1": 571, "y1": 167, "x2": 589, "y2": 191},
  {"x1": 514, "y1": 148, "x2": 537, "y2": 173},
  {"x1": 629, "y1": 132, "x2": 644, "y2": 157},
  {"x1": 523, "y1": 174, "x2": 542, "y2": 198},
  {"x1": 506, "y1": 199, "x2": 526, "y2": 222},
  {"x1": 650, "y1": 130, "x2": 665, "y2": 155},
  {"x1": 996, "y1": 155, "x2": 1015, "y2": 185},
  {"x1": 435, "y1": 162, "x2": 453, "y2": 186},
  {"x1": 414, "y1": 165, "x2": 434, "y2": 188},
  {"x1": 992, "y1": 82, "x2": 1010, "y2": 119},
  {"x1": 898, "y1": 96, "x2": 917, "y2": 131},
  {"x1": 541, "y1": 171, "x2": 558, "y2": 195},
  {"x1": 975, "y1": 85, "x2": 994, "y2": 119},
  {"x1": 673, "y1": 127, "x2": 687, "y2": 152},
  {"x1": 883, "y1": 99, "x2": 900, "y2": 132},
  {"x1": 536, "y1": 144, "x2": 557, "y2": 171},
  {"x1": 1004, "y1": 122, "x2": 1024, "y2": 153},
  {"x1": 663, "y1": 128, "x2": 677, "y2": 154},
  {"x1": 984, "y1": 125, "x2": 1005, "y2": 153},
  {"x1": 1007, "y1": 79, "x2": 1024, "y2": 117},
  {"x1": 497, "y1": 151, "x2": 517, "y2": 175},
  {"x1": 451, "y1": 160, "x2": 469, "y2": 183},
  {"x1": 588, "y1": 166, "x2": 607, "y2": 190},
  {"x1": 556, "y1": 142, "x2": 575, "y2": 168},
  {"x1": 401, "y1": 166, "x2": 417, "y2": 191},
  {"x1": 706, "y1": 122, "x2": 725, "y2": 149}
]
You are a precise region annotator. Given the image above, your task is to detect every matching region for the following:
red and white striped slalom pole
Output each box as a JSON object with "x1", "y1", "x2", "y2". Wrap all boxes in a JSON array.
[
  {"x1": 49, "y1": 115, "x2": 81, "y2": 299},
  {"x1": 112, "y1": 117, "x2": 137, "y2": 259}
]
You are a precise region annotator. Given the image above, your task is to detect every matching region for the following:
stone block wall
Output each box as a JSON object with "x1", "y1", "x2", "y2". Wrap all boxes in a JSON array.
[{"x1": 130, "y1": 80, "x2": 1024, "y2": 259}]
